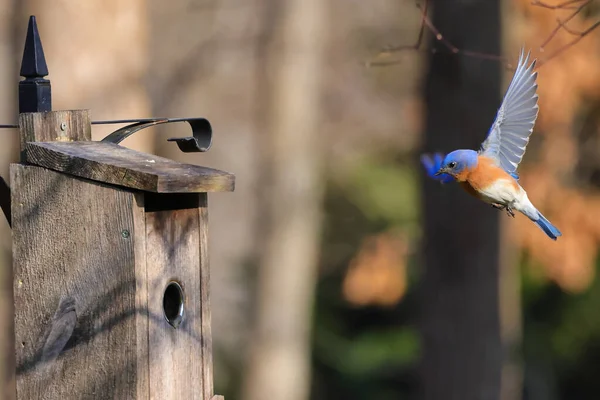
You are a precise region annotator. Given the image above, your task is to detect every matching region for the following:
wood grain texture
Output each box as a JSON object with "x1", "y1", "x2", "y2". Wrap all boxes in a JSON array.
[
  {"x1": 25, "y1": 141, "x2": 235, "y2": 193},
  {"x1": 199, "y1": 194, "x2": 213, "y2": 400},
  {"x1": 145, "y1": 193, "x2": 205, "y2": 399},
  {"x1": 132, "y1": 194, "x2": 150, "y2": 397},
  {"x1": 19, "y1": 110, "x2": 92, "y2": 157},
  {"x1": 11, "y1": 164, "x2": 145, "y2": 399}
]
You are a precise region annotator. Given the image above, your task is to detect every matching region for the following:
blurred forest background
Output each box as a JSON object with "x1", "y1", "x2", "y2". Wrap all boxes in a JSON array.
[{"x1": 1, "y1": 0, "x2": 600, "y2": 399}]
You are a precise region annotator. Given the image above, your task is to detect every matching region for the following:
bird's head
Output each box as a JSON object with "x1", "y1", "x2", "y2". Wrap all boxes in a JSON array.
[{"x1": 435, "y1": 150, "x2": 478, "y2": 179}]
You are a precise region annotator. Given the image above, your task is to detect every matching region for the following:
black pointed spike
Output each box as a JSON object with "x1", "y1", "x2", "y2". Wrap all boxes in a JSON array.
[
  {"x1": 20, "y1": 16, "x2": 49, "y2": 78},
  {"x1": 19, "y1": 15, "x2": 51, "y2": 113}
]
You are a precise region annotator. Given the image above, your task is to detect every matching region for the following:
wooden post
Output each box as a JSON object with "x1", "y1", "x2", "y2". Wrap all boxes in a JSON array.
[{"x1": 10, "y1": 16, "x2": 234, "y2": 400}]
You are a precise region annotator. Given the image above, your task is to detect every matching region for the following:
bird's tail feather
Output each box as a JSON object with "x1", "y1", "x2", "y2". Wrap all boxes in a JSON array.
[{"x1": 531, "y1": 210, "x2": 562, "y2": 240}]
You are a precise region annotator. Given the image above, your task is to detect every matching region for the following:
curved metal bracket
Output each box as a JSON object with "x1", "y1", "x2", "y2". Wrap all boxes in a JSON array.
[{"x1": 100, "y1": 117, "x2": 212, "y2": 153}]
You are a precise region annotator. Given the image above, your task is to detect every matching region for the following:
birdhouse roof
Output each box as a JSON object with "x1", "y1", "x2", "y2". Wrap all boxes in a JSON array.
[{"x1": 24, "y1": 141, "x2": 235, "y2": 193}]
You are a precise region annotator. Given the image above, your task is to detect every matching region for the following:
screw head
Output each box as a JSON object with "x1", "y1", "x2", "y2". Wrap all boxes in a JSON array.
[
  {"x1": 60, "y1": 122, "x2": 67, "y2": 131},
  {"x1": 121, "y1": 229, "x2": 130, "y2": 239}
]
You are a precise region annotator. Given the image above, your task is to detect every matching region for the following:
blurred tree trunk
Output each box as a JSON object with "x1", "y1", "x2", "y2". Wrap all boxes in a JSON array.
[
  {"x1": 499, "y1": 220, "x2": 522, "y2": 400},
  {"x1": 241, "y1": 0, "x2": 327, "y2": 399},
  {"x1": 420, "y1": 1, "x2": 502, "y2": 400}
]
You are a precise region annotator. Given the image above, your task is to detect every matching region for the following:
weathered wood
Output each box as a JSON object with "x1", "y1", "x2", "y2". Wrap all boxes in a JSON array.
[
  {"x1": 19, "y1": 110, "x2": 91, "y2": 156},
  {"x1": 199, "y1": 194, "x2": 213, "y2": 400},
  {"x1": 25, "y1": 141, "x2": 235, "y2": 193},
  {"x1": 14, "y1": 110, "x2": 221, "y2": 398},
  {"x1": 132, "y1": 193, "x2": 150, "y2": 397},
  {"x1": 145, "y1": 193, "x2": 205, "y2": 399},
  {"x1": 11, "y1": 164, "x2": 145, "y2": 399},
  {"x1": 12, "y1": 165, "x2": 216, "y2": 398},
  {"x1": 211, "y1": 396, "x2": 225, "y2": 400}
]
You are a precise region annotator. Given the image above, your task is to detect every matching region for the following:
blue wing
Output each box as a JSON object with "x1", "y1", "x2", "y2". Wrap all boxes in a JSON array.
[
  {"x1": 480, "y1": 49, "x2": 539, "y2": 176},
  {"x1": 421, "y1": 153, "x2": 454, "y2": 184}
]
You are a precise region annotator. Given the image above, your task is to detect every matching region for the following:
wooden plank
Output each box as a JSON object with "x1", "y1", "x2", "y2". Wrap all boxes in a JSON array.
[
  {"x1": 19, "y1": 110, "x2": 91, "y2": 156},
  {"x1": 145, "y1": 193, "x2": 204, "y2": 399},
  {"x1": 132, "y1": 193, "x2": 150, "y2": 397},
  {"x1": 199, "y1": 194, "x2": 214, "y2": 400},
  {"x1": 25, "y1": 141, "x2": 235, "y2": 193},
  {"x1": 11, "y1": 165, "x2": 145, "y2": 399}
]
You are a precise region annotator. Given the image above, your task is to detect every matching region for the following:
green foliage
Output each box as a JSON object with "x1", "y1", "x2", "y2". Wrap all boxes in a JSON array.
[
  {"x1": 522, "y1": 257, "x2": 600, "y2": 398},
  {"x1": 315, "y1": 325, "x2": 419, "y2": 377},
  {"x1": 344, "y1": 155, "x2": 420, "y2": 231},
  {"x1": 312, "y1": 154, "x2": 420, "y2": 400}
]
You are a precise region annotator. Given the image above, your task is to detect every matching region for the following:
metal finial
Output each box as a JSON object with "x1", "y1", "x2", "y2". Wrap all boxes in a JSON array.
[{"x1": 19, "y1": 16, "x2": 51, "y2": 113}]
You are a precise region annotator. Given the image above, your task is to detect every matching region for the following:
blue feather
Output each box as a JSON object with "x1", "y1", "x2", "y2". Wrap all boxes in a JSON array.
[
  {"x1": 532, "y1": 211, "x2": 562, "y2": 240},
  {"x1": 421, "y1": 153, "x2": 454, "y2": 184}
]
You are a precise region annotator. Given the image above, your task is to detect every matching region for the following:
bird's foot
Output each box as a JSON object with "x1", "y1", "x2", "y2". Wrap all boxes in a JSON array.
[
  {"x1": 506, "y1": 206, "x2": 515, "y2": 218},
  {"x1": 491, "y1": 203, "x2": 515, "y2": 218}
]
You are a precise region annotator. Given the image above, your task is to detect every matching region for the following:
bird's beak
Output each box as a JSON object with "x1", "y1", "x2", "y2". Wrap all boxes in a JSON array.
[{"x1": 434, "y1": 168, "x2": 446, "y2": 176}]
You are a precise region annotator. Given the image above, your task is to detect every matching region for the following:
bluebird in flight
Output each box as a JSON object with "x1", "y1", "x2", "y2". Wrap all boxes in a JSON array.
[{"x1": 421, "y1": 50, "x2": 562, "y2": 240}]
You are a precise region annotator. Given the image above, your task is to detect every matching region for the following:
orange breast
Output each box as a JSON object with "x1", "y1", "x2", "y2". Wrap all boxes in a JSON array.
[
  {"x1": 459, "y1": 156, "x2": 519, "y2": 192},
  {"x1": 459, "y1": 181, "x2": 483, "y2": 200}
]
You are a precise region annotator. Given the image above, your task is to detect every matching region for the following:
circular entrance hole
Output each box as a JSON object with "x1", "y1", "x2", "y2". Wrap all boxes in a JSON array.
[{"x1": 163, "y1": 281, "x2": 184, "y2": 329}]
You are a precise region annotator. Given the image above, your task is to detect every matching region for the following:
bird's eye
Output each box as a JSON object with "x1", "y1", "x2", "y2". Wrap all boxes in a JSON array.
[{"x1": 448, "y1": 162, "x2": 457, "y2": 168}]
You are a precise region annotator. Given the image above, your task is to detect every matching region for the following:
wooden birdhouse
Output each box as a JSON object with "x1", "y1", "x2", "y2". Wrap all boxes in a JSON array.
[{"x1": 9, "y1": 16, "x2": 233, "y2": 400}]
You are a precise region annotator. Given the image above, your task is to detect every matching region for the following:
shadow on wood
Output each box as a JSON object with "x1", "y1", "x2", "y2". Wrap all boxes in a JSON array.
[{"x1": 12, "y1": 109, "x2": 233, "y2": 399}]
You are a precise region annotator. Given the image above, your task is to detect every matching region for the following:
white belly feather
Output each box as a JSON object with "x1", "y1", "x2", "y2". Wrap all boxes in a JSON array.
[
  {"x1": 477, "y1": 179, "x2": 521, "y2": 205},
  {"x1": 477, "y1": 179, "x2": 537, "y2": 218}
]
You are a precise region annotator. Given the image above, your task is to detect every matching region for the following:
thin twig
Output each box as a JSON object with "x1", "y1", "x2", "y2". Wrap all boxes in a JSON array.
[
  {"x1": 379, "y1": 0, "x2": 429, "y2": 53},
  {"x1": 539, "y1": 1, "x2": 590, "y2": 48},
  {"x1": 420, "y1": 9, "x2": 459, "y2": 54},
  {"x1": 415, "y1": 0, "x2": 429, "y2": 49},
  {"x1": 370, "y1": 0, "x2": 600, "y2": 69},
  {"x1": 370, "y1": 0, "x2": 509, "y2": 67},
  {"x1": 538, "y1": 20, "x2": 600, "y2": 65},
  {"x1": 531, "y1": 0, "x2": 588, "y2": 10},
  {"x1": 534, "y1": 0, "x2": 600, "y2": 65},
  {"x1": 560, "y1": 19, "x2": 600, "y2": 36}
]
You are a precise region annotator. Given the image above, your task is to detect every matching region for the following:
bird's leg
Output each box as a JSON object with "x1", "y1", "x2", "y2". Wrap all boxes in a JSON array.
[
  {"x1": 491, "y1": 203, "x2": 505, "y2": 210},
  {"x1": 491, "y1": 202, "x2": 515, "y2": 218},
  {"x1": 505, "y1": 205, "x2": 515, "y2": 218}
]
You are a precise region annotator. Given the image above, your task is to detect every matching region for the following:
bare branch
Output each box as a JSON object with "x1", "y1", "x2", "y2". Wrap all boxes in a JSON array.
[
  {"x1": 538, "y1": 20, "x2": 600, "y2": 65},
  {"x1": 420, "y1": 7, "x2": 459, "y2": 54},
  {"x1": 415, "y1": 0, "x2": 429, "y2": 49},
  {"x1": 370, "y1": 0, "x2": 600, "y2": 69},
  {"x1": 377, "y1": 0, "x2": 429, "y2": 54},
  {"x1": 369, "y1": 0, "x2": 508, "y2": 68},
  {"x1": 539, "y1": 2, "x2": 588, "y2": 49},
  {"x1": 534, "y1": 0, "x2": 600, "y2": 66},
  {"x1": 531, "y1": 0, "x2": 588, "y2": 10}
]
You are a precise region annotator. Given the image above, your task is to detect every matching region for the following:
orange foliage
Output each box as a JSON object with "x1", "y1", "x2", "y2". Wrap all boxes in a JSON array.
[
  {"x1": 342, "y1": 232, "x2": 408, "y2": 307},
  {"x1": 511, "y1": 0, "x2": 600, "y2": 292}
]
